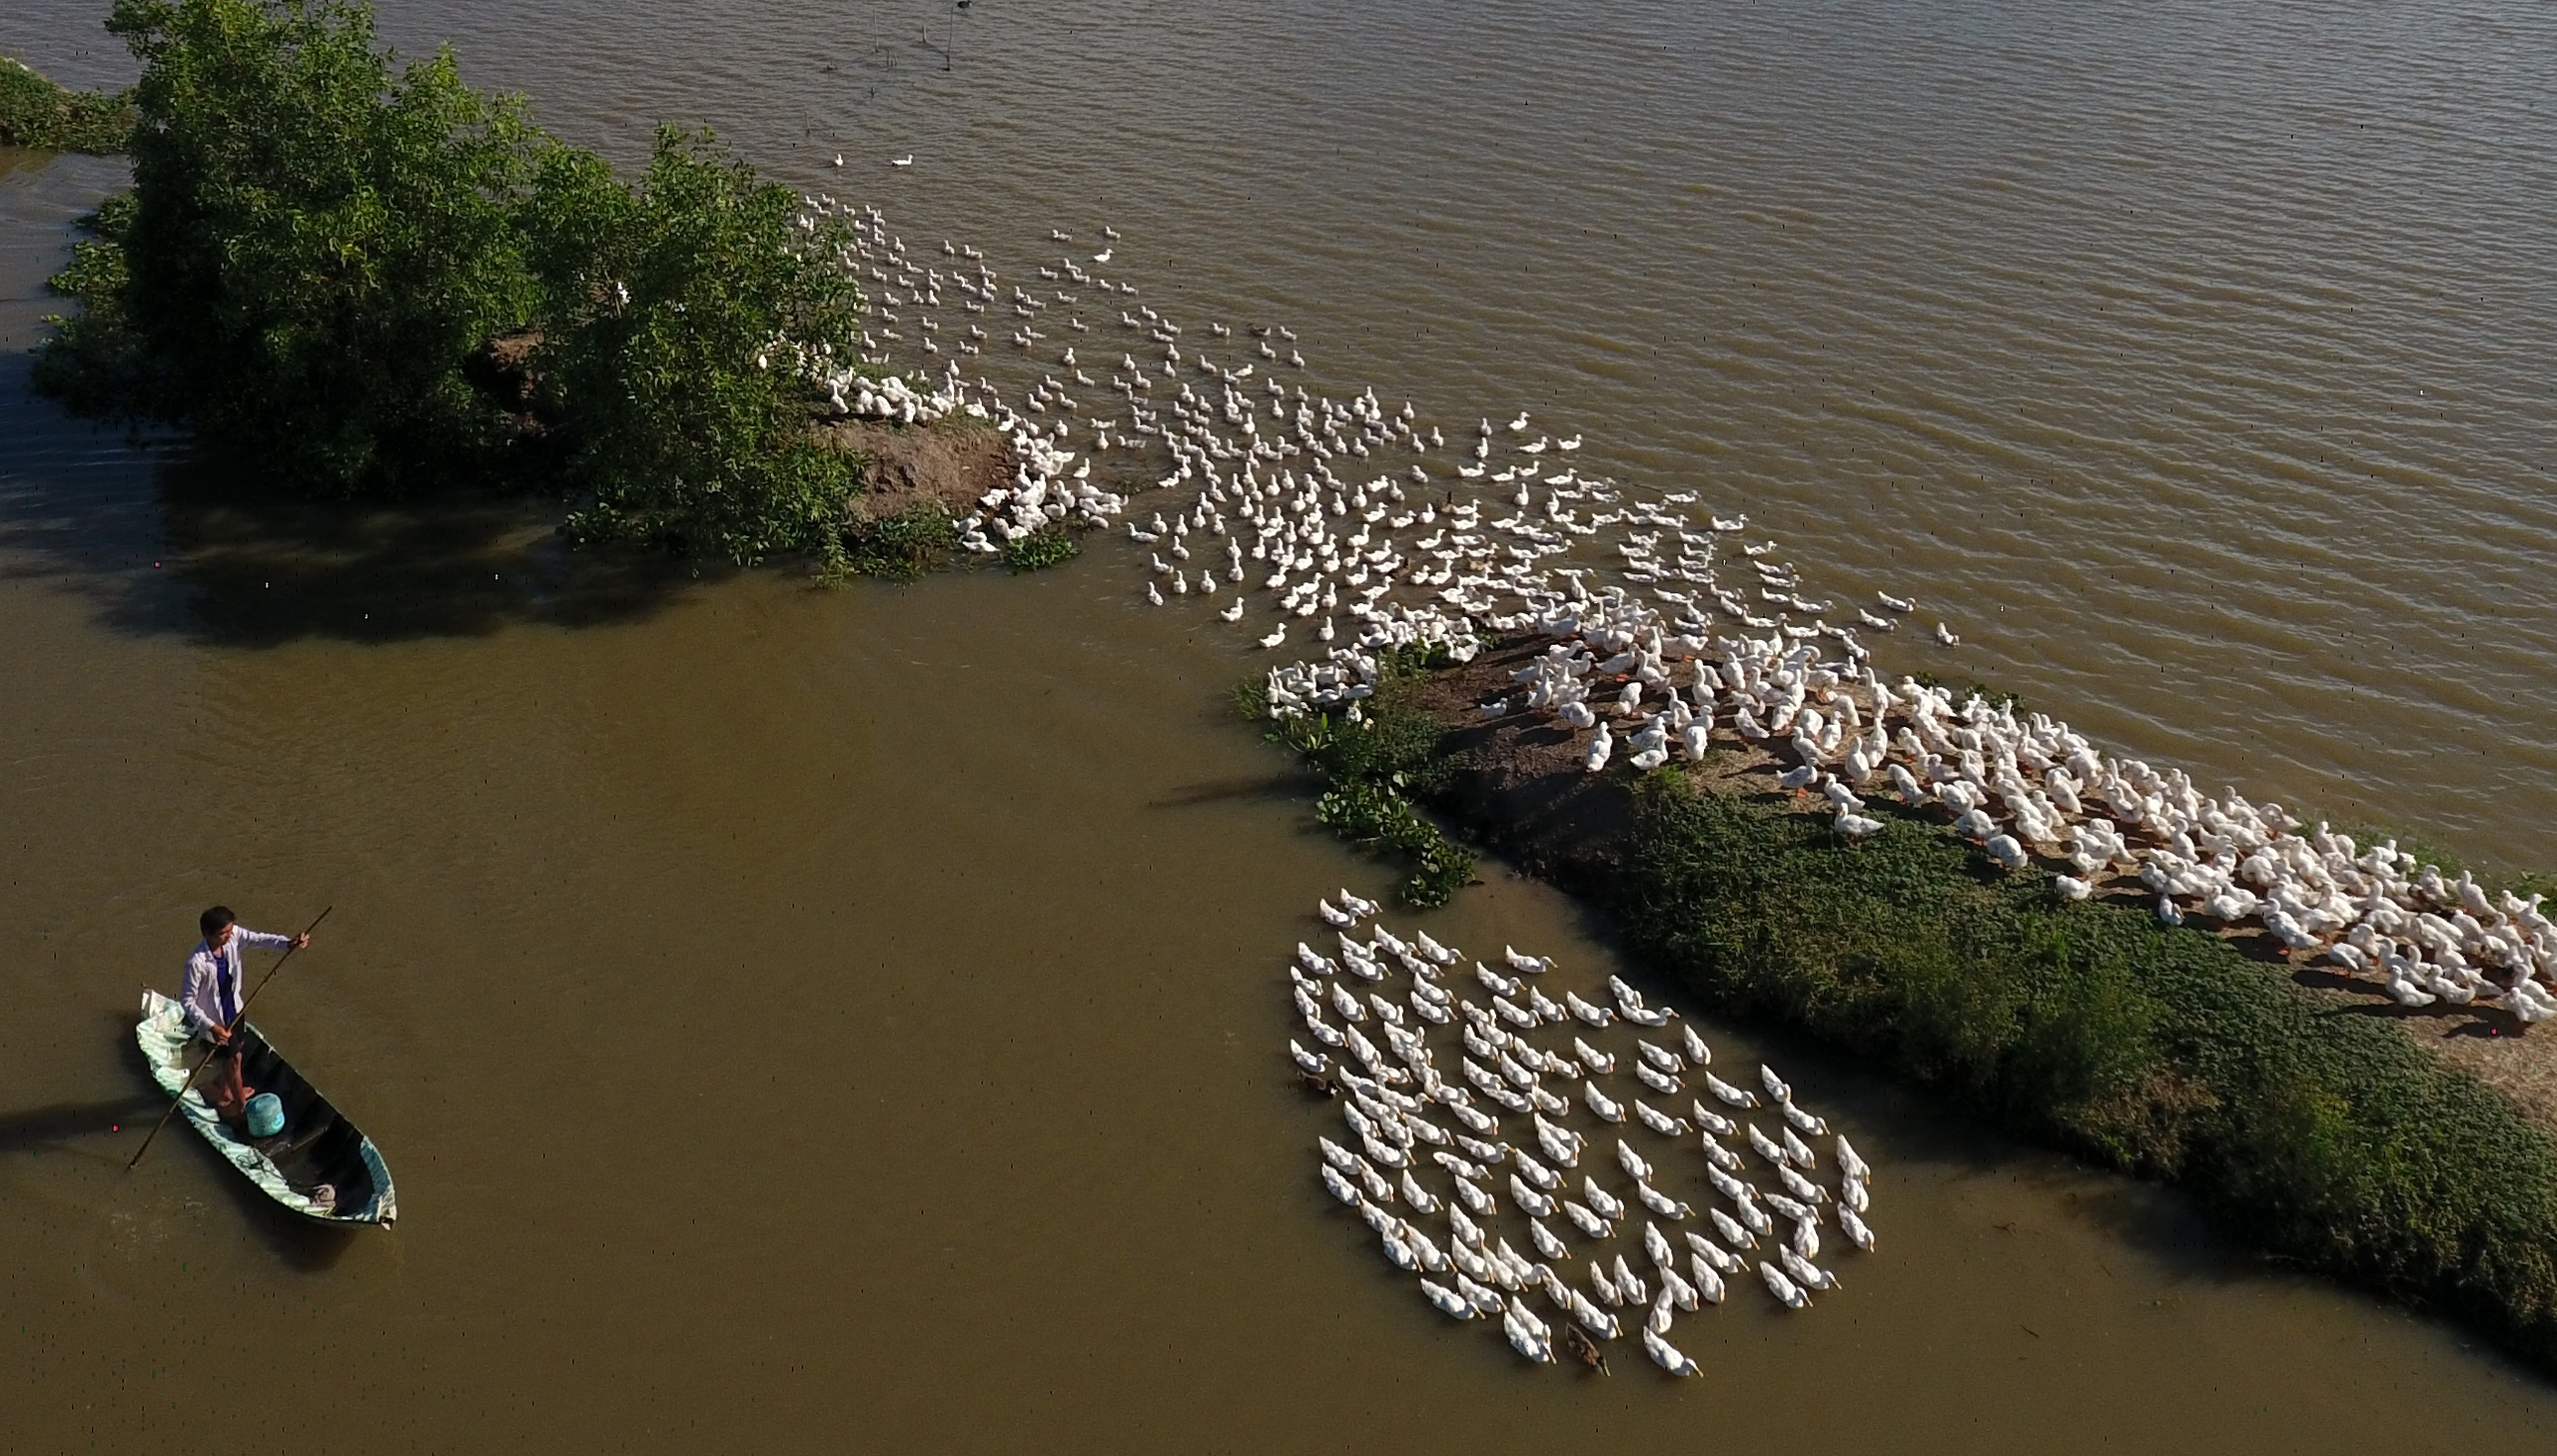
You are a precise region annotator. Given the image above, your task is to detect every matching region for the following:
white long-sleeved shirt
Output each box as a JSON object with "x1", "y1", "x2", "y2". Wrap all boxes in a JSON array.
[{"x1": 181, "y1": 928, "x2": 293, "y2": 1034}]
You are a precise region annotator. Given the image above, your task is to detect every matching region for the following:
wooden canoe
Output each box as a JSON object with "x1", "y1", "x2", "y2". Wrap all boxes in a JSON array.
[{"x1": 136, "y1": 990, "x2": 398, "y2": 1226}]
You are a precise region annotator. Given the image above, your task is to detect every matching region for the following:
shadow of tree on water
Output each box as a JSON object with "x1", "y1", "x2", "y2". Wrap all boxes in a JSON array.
[
  {"x1": 133, "y1": 450, "x2": 708, "y2": 648},
  {"x1": 0, "y1": 352, "x2": 708, "y2": 648}
]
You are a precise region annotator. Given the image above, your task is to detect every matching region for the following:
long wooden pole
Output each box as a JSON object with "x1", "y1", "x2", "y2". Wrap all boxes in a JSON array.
[{"x1": 127, "y1": 906, "x2": 333, "y2": 1171}]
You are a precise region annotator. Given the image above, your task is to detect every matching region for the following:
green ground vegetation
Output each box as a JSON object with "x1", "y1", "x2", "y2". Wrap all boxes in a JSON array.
[
  {"x1": 1002, "y1": 523, "x2": 1080, "y2": 573},
  {"x1": 0, "y1": 56, "x2": 134, "y2": 151},
  {"x1": 1606, "y1": 777, "x2": 2557, "y2": 1364},
  {"x1": 1261, "y1": 660, "x2": 2557, "y2": 1368},
  {"x1": 1245, "y1": 650, "x2": 1476, "y2": 908},
  {"x1": 34, "y1": 0, "x2": 868, "y2": 567},
  {"x1": 835, "y1": 501, "x2": 958, "y2": 582}
]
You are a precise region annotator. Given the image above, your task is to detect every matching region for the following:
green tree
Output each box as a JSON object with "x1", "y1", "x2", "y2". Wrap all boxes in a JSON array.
[
  {"x1": 523, "y1": 130, "x2": 867, "y2": 565},
  {"x1": 36, "y1": 0, "x2": 872, "y2": 566},
  {"x1": 94, "y1": 0, "x2": 546, "y2": 489}
]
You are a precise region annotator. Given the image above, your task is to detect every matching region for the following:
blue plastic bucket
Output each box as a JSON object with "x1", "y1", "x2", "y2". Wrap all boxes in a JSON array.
[{"x1": 246, "y1": 1092, "x2": 285, "y2": 1138}]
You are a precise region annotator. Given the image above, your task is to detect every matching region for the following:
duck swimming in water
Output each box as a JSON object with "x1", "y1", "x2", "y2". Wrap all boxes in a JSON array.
[
  {"x1": 1632, "y1": 1099, "x2": 1689, "y2": 1137},
  {"x1": 1759, "y1": 1260, "x2": 1810, "y2": 1309},
  {"x1": 1616, "y1": 1139, "x2": 1653, "y2": 1182},
  {"x1": 1421, "y1": 1277, "x2": 1476, "y2": 1319},
  {"x1": 1703, "y1": 1071, "x2": 1760, "y2": 1108},
  {"x1": 1279, "y1": 912, "x2": 1889, "y2": 1369},
  {"x1": 1642, "y1": 1325, "x2": 1702, "y2": 1376},
  {"x1": 1502, "y1": 1298, "x2": 1555, "y2": 1363},
  {"x1": 1581, "y1": 1081, "x2": 1626, "y2": 1122},
  {"x1": 1582, "y1": 1176, "x2": 1625, "y2": 1222},
  {"x1": 1840, "y1": 1204, "x2": 1877, "y2": 1251},
  {"x1": 1563, "y1": 1198, "x2": 1610, "y2": 1239}
]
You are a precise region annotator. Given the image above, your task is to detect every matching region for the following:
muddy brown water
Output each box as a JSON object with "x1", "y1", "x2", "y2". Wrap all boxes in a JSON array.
[{"x1": 6, "y1": 1, "x2": 2557, "y2": 1448}]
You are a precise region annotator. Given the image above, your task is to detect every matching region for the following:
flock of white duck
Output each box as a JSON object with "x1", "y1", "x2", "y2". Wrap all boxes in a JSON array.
[
  {"x1": 809, "y1": 198, "x2": 2557, "y2": 1029},
  {"x1": 800, "y1": 196, "x2": 2557, "y2": 1362},
  {"x1": 1286, "y1": 895, "x2": 1877, "y2": 1370}
]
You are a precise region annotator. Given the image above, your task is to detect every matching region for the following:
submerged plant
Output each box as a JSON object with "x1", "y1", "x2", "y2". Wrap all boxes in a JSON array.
[
  {"x1": 1002, "y1": 524, "x2": 1080, "y2": 573},
  {"x1": 835, "y1": 501, "x2": 958, "y2": 582},
  {"x1": 0, "y1": 55, "x2": 135, "y2": 152},
  {"x1": 1258, "y1": 653, "x2": 1474, "y2": 909},
  {"x1": 1313, "y1": 777, "x2": 1473, "y2": 909}
]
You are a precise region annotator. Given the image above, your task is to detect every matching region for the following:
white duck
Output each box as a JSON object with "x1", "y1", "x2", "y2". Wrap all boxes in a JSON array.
[
  {"x1": 1558, "y1": 1198, "x2": 1607, "y2": 1239},
  {"x1": 1420, "y1": 1277, "x2": 1476, "y2": 1319},
  {"x1": 1634, "y1": 1100, "x2": 1690, "y2": 1137},
  {"x1": 1611, "y1": 1254, "x2": 1648, "y2": 1307},
  {"x1": 1835, "y1": 1134, "x2": 1870, "y2": 1181},
  {"x1": 1642, "y1": 1325, "x2": 1702, "y2": 1376},
  {"x1": 1687, "y1": 1255, "x2": 1728, "y2": 1304},
  {"x1": 1703, "y1": 1071, "x2": 1760, "y2": 1108},
  {"x1": 1778, "y1": 1244, "x2": 1839, "y2": 1291},
  {"x1": 1502, "y1": 1298, "x2": 1555, "y2": 1363},
  {"x1": 1617, "y1": 1139, "x2": 1654, "y2": 1182},
  {"x1": 1572, "y1": 1037, "x2": 1615, "y2": 1076},
  {"x1": 1584, "y1": 721, "x2": 1614, "y2": 772},
  {"x1": 1685, "y1": 1229, "x2": 1743, "y2": 1274},
  {"x1": 1634, "y1": 1180, "x2": 1693, "y2": 1220},
  {"x1": 1581, "y1": 1081, "x2": 1627, "y2": 1123},
  {"x1": 1709, "y1": 1207, "x2": 1756, "y2": 1250},
  {"x1": 1529, "y1": 1217, "x2": 1572, "y2": 1262},
  {"x1": 1319, "y1": 1163, "x2": 1360, "y2": 1205},
  {"x1": 1565, "y1": 991, "x2": 1615, "y2": 1027},
  {"x1": 1582, "y1": 1177, "x2": 1625, "y2": 1222},
  {"x1": 1759, "y1": 1260, "x2": 1810, "y2": 1309},
  {"x1": 1840, "y1": 1204, "x2": 1877, "y2": 1251}
]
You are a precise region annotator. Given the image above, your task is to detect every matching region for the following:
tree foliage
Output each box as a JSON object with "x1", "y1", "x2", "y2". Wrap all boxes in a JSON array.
[
  {"x1": 521, "y1": 131, "x2": 865, "y2": 564},
  {"x1": 85, "y1": 0, "x2": 545, "y2": 487},
  {"x1": 0, "y1": 55, "x2": 136, "y2": 151},
  {"x1": 35, "y1": 0, "x2": 867, "y2": 564}
]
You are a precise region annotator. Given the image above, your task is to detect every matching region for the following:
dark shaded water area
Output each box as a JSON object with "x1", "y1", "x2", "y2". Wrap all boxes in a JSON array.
[{"x1": 4, "y1": 1, "x2": 2556, "y2": 1448}]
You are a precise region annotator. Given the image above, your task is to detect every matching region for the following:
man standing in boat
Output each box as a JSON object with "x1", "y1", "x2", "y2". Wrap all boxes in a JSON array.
[{"x1": 181, "y1": 908, "x2": 310, "y2": 1122}]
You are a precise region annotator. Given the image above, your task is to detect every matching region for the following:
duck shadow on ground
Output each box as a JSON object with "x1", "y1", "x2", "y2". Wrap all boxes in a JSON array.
[
  {"x1": 2289, "y1": 964, "x2": 2528, "y2": 1038},
  {"x1": 0, "y1": 360, "x2": 703, "y2": 647}
]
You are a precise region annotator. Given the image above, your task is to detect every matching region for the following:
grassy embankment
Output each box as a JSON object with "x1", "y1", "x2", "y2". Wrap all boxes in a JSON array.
[
  {"x1": 1259, "y1": 652, "x2": 2557, "y2": 1372},
  {"x1": 826, "y1": 392, "x2": 1076, "y2": 580},
  {"x1": 0, "y1": 56, "x2": 133, "y2": 152}
]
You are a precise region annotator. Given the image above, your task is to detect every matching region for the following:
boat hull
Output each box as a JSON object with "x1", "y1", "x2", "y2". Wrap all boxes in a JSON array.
[{"x1": 136, "y1": 990, "x2": 397, "y2": 1226}]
